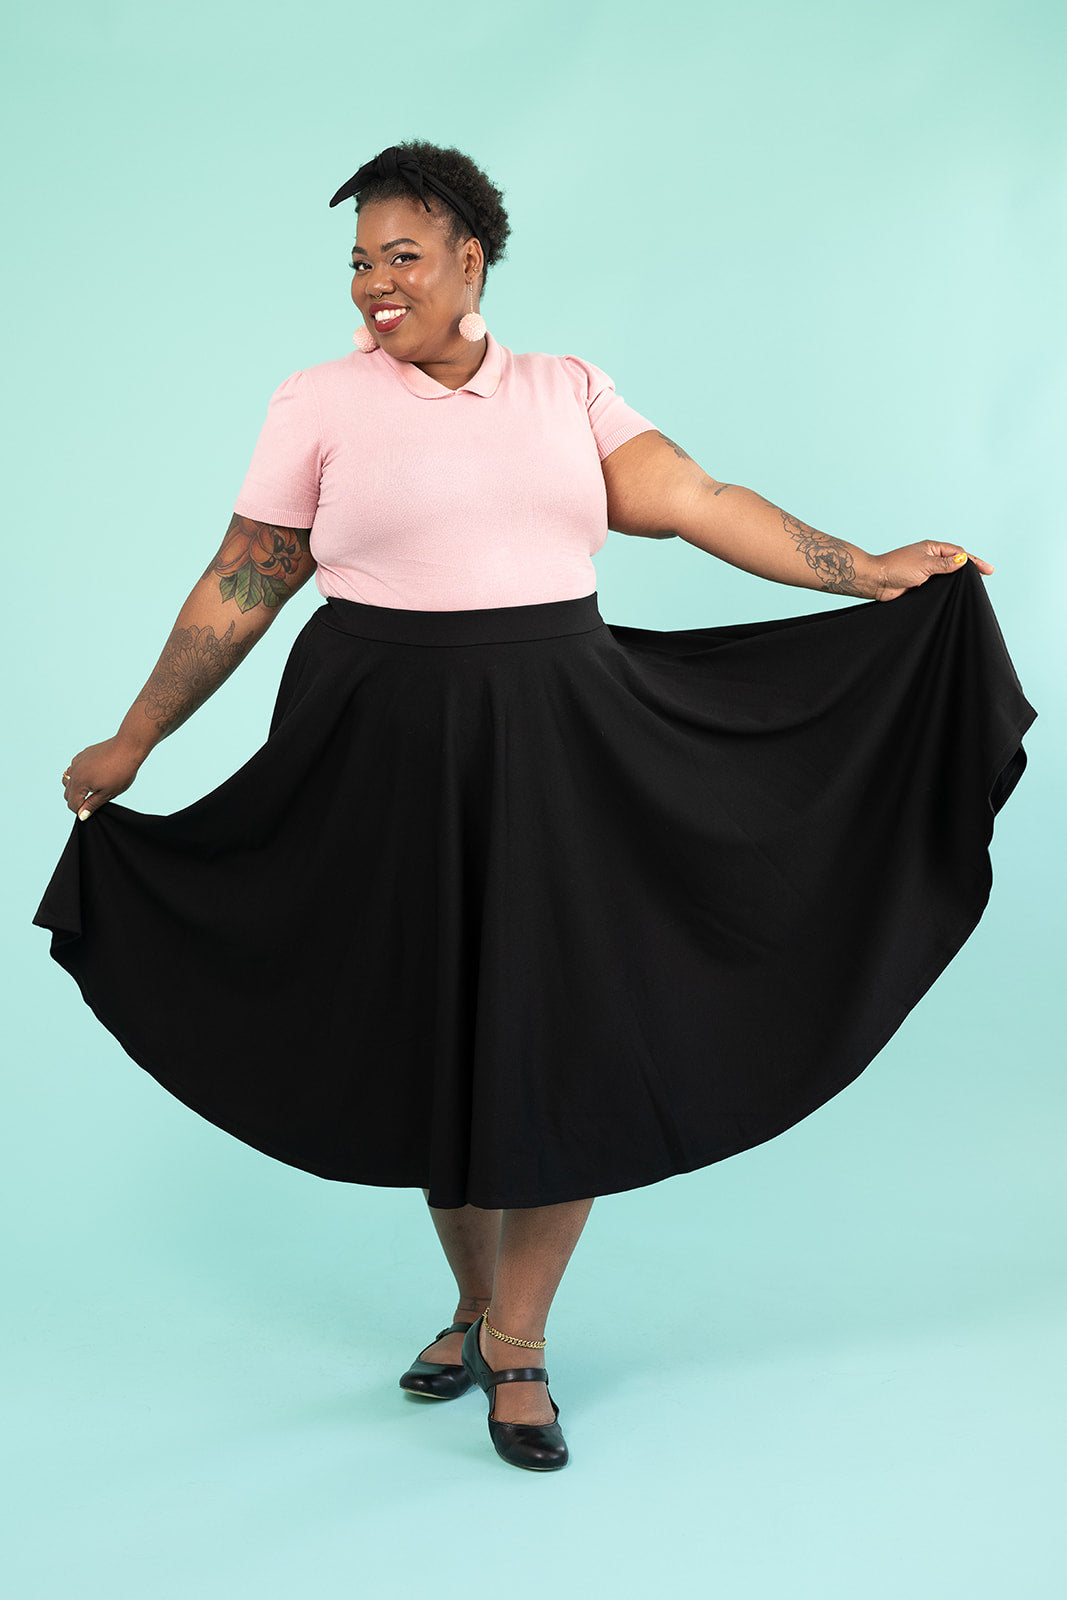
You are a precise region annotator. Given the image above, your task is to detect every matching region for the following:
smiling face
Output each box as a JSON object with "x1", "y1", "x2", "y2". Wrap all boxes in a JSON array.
[{"x1": 350, "y1": 197, "x2": 484, "y2": 365}]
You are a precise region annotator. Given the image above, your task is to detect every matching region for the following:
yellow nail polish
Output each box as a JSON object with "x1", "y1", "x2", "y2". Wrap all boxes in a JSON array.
[
  {"x1": 953, "y1": 551, "x2": 967, "y2": 563},
  {"x1": 78, "y1": 808, "x2": 91, "y2": 821}
]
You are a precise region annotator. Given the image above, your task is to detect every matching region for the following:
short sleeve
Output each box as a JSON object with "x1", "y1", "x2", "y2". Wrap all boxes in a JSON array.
[
  {"x1": 232, "y1": 369, "x2": 322, "y2": 526},
  {"x1": 560, "y1": 355, "x2": 658, "y2": 461}
]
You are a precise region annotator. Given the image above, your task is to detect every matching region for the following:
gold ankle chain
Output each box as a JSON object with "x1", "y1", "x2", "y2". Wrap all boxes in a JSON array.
[{"x1": 482, "y1": 1307, "x2": 547, "y2": 1349}]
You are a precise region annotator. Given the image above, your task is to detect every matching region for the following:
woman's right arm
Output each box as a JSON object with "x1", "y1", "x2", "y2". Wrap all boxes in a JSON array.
[{"x1": 63, "y1": 514, "x2": 316, "y2": 819}]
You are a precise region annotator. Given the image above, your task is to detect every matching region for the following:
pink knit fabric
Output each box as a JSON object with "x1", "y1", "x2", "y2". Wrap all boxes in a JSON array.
[{"x1": 232, "y1": 332, "x2": 657, "y2": 610}]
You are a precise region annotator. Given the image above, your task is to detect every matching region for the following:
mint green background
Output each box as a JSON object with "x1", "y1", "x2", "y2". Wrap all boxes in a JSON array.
[{"x1": 4, "y1": 0, "x2": 1064, "y2": 1594}]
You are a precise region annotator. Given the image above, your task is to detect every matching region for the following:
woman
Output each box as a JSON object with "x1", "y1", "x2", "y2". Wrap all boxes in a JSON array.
[{"x1": 33, "y1": 141, "x2": 1035, "y2": 1475}]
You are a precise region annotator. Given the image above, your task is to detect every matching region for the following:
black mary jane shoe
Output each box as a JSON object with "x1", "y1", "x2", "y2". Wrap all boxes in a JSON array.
[
  {"x1": 399, "y1": 1320, "x2": 477, "y2": 1399},
  {"x1": 461, "y1": 1319, "x2": 569, "y2": 1472}
]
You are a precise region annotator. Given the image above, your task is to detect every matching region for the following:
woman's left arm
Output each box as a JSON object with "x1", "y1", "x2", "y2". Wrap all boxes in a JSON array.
[{"x1": 601, "y1": 430, "x2": 994, "y2": 602}]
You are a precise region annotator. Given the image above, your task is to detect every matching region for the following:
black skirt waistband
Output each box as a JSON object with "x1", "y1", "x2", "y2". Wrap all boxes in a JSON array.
[{"x1": 320, "y1": 590, "x2": 605, "y2": 646}]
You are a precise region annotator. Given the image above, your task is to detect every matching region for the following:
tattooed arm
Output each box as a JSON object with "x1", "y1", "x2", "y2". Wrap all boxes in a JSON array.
[
  {"x1": 601, "y1": 431, "x2": 993, "y2": 600},
  {"x1": 62, "y1": 516, "x2": 315, "y2": 818},
  {"x1": 115, "y1": 515, "x2": 315, "y2": 753}
]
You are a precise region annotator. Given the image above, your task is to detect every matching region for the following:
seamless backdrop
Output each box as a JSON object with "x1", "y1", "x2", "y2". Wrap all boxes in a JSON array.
[{"x1": 4, "y1": 1, "x2": 1064, "y2": 1596}]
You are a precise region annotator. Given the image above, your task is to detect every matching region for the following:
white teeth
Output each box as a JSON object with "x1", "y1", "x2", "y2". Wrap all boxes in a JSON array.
[{"x1": 374, "y1": 308, "x2": 406, "y2": 323}]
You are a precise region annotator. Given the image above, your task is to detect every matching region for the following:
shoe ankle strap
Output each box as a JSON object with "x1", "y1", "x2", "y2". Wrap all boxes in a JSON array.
[{"x1": 489, "y1": 1365, "x2": 549, "y2": 1385}]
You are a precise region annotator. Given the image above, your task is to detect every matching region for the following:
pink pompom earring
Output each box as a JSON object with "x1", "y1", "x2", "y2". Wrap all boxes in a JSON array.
[
  {"x1": 353, "y1": 323, "x2": 378, "y2": 352},
  {"x1": 458, "y1": 279, "x2": 486, "y2": 342}
]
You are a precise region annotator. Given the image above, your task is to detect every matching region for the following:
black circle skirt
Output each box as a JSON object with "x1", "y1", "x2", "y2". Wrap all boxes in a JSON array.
[{"x1": 31, "y1": 565, "x2": 1036, "y2": 1209}]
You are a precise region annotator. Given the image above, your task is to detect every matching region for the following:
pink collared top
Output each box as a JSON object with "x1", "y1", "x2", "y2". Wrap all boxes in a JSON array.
[{"x1": 232, "y1": 332, "x2": 658, "y2": 610}]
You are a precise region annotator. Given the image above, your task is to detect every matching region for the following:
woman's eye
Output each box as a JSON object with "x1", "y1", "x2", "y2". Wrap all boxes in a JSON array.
[{"x1": 348, "y1": 254, "x2": 419, "y2": 271}]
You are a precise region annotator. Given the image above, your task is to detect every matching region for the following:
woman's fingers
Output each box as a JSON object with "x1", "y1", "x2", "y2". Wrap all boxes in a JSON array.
[
  {"x1": 928, "y1": 542, "x2": 995, "y2": 575},
  {"x1": 68, "y1": 778, "x2": 97, "y2": 819},
  {"x1": 62, "y1": 759, "x2": 99, "y2": 819},
  {"x1": 876, "y1": 542, "x2": 996, "y2": 600}
]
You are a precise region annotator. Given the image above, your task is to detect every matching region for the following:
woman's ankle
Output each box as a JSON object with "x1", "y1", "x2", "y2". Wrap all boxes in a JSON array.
[
  {"x1": 479, "y1": 1308, "x2": 548, "y2": 1366},
  {"x1": 454, "y1": 1292, "x2": 492, "y2": 1325}
]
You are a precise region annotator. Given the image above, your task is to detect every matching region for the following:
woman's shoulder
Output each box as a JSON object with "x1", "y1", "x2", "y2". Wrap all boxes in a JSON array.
[
  {"x1": 272, "y1": 351, "x2": 387, "y2": 414},
  {"x1": 299, "y1": 350, "x2": 368, "y2": 387},
  {"x1": 510, "y1": 351, "x2": 627, "y2": 423},
  {"x1": 508, "y1": 347, "x2": 617, "y2": 398},
  {"x1": 510, "y1": 346, "x2": 607, "y2": 373}
]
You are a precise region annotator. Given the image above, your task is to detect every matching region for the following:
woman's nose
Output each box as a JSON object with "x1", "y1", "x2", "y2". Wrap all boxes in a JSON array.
[{"x1": 368, "y1": 269, "x2": 396, "y2": 297}]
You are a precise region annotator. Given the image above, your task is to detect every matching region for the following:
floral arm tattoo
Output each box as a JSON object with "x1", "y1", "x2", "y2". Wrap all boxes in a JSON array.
[
  {"x1": 709, "y1": 489, "x2": 868, "y2": 597},
  {"x1": 199, "y1": 514, "x2": 313, "y2": 612},
  {"x1": 135, "y1": 620, "x2": 254, "y2": 739},
  {"x1": 130, "y1": 516, "x2": 313, "y2": 742},
  {"x1": 776, "y1": 507, "x2": 867, "y2": 596}
]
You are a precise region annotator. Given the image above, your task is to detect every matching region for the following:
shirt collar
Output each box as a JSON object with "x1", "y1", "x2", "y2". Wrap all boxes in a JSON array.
[{"x1": 376, "y1": 329, "x2": 505, "y2": 399}]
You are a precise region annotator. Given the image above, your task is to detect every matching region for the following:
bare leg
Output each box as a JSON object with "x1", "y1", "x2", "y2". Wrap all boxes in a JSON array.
[
  {"x1": 415, "y1": 1189, "x2": 501, "y2": 1365},
  {"x1": 477, "y1": 1197, "x2": 595, "y2": 1426}
]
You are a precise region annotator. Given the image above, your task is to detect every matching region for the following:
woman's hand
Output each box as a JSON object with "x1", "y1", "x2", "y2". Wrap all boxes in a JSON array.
[
  {"x1": 62, "y1": 735, "x2": 145, "y2": 820},
  {"x1": 869, "y1": 543, "x2": 995, "y2": 602}
]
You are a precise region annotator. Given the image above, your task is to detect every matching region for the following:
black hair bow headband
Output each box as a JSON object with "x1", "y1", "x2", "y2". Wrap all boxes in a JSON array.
[{"x1": 328, "y1": 146, "x2": 482, "y2": 249}]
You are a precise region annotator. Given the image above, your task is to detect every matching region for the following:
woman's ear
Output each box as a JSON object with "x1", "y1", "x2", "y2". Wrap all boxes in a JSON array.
[{"x1": 464, "y1": 238, "x2": 485, "y2": 293}]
